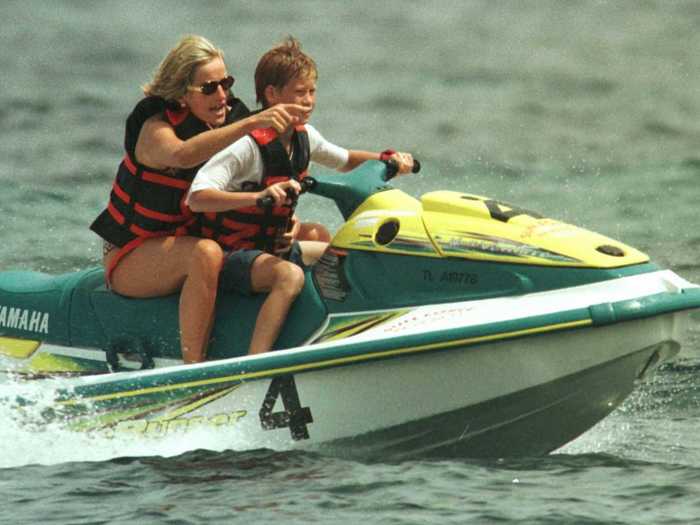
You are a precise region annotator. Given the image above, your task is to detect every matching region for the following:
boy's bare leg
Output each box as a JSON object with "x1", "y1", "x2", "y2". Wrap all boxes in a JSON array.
[
  {"x1": 105, "y1": 236, "x2": 224, "y2": 363},
  {"x1": 248, "y1": 254, "x2": 305, "y2": 354}
]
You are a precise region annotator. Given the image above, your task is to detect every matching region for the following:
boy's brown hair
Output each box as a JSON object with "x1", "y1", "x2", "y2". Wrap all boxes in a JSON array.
[{"x1": 255, "y1": 36, "x2": 317, "y2": 107}]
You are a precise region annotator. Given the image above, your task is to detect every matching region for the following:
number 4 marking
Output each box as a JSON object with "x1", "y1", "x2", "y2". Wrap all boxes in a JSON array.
[
  {"x1": 483, "y1": 199, "x2": 543, "y2": 223},
  {"x1": 259, "y1": 375, "x2": 313, "y2": 440}
]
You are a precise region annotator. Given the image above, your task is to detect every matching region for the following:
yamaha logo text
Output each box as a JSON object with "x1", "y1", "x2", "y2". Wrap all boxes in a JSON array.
[{"x1": 0, "y1": 305, "x2": 50, "y2": 334}]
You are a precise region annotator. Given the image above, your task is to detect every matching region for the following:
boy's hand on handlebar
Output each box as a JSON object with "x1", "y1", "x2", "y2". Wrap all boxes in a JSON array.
[{"x1": 259, "y1": 180, "x2": 301, "y2": 206}]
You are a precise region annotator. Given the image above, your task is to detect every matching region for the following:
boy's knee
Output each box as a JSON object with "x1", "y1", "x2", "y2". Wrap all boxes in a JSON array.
[{"x1": 273, "y1": 262, "x2": 305, "y2": 296}]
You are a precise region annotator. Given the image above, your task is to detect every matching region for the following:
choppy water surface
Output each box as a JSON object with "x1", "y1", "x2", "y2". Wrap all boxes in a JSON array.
[{"x1": 2, "y1": 1, "x2": 700, "y2": 523}]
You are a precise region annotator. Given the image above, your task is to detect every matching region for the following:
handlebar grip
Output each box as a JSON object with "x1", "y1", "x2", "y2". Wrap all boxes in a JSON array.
[
  {"x1": 384, "y1": 158, "x2": 421, "y2": 180},
  {"x1": 256, "y1": 196, "x2": 275, "y2": 208},
  {"x1": 256, "y1": 183, "x2": 312, "y2": 209},
  {"x1": 300, "y1": 177, "x2": 316, "y2": 192}
]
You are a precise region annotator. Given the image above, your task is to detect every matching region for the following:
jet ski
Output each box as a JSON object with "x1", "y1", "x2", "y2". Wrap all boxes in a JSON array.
[{"x1": 1, "y1": 160, "x2": 699, "y2": 459}]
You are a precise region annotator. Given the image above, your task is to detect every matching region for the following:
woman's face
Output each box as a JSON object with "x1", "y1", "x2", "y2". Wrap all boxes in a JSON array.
[{"x1": 181, "y1": 57, "x2": 230, "y2": 127}]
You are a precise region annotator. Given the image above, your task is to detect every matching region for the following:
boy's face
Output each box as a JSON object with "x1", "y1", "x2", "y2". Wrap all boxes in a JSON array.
[{"x1": 266, "y1": 74, "x2": 316, "y2": 124}]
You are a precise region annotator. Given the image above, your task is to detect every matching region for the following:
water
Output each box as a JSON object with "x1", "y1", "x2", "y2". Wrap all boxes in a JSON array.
[{"x1": 2, "y1": 0, "x2": 700, "y2": 523}]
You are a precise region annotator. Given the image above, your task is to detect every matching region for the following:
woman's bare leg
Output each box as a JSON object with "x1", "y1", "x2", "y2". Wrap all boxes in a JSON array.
[
  {"x1": 178, "y1": 240, "x2": 224, "y2": 362},
  {"x1": 105, "y1": 236, "x2": 224, "y2": 363},
  {"x1": 296, "y1": 222, "x2": 331, "y2": 265},
  {"x1": 295, "y1": 241, "x2": 328, "y2": 266},
  {"x1": 298, "y1": 222, "x2": 331, "y2": 243},
  {"x1": 248, "y1": 254, "x2": 305, "y2": 355}
]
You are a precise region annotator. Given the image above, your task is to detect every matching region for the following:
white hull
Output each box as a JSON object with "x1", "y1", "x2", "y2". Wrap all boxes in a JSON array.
[{"x1": 100, "y1": 312, "x2": 685, "y2": 459}]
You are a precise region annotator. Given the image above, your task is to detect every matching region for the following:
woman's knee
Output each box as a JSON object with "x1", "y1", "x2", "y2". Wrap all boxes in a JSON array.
[
  {"x1": 300, "y1": 223, "x2": 331, "y2": 243},
  {"x1": 190, "y1": 240, "x2": 224, "y2": 279}
]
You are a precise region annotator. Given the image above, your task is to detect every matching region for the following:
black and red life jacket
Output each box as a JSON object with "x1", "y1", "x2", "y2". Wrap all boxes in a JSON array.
[
  {"x1": 89, "y1": 95, "x2": 249, "y2": 282},
  {"x1": 198, "y1": 125, "x2": 310, "y2": 253}
]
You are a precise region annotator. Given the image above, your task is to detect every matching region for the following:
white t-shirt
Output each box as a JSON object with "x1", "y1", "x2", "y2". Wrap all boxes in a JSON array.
[{"x1": 187, "y1": 124, "x2": 349, "y2": 201}]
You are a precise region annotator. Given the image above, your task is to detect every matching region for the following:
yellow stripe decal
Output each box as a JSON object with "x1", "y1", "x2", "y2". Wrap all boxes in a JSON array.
[
  {"x1": 27, "y1": 353, "x2": 101, "y2": 373},
  {"x1": 0, "y1": 337, "x2": 41, "y2": 359},
  {"x1": 160, "y1": 384, "x2": 240, "y2": 420},
  {"x1": 58, "y1": 318, "x2": 591, "y2": 406}
]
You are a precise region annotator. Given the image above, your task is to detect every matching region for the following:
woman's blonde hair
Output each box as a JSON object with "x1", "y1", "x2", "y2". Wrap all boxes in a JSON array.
[{"x1": 143, "y1": 35, "x2": 224, "y2": 100}]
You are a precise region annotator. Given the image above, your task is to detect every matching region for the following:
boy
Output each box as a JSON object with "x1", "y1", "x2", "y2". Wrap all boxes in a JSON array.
[{"x1": 187, "y1": 37, "x2": 414, "y2": 355}]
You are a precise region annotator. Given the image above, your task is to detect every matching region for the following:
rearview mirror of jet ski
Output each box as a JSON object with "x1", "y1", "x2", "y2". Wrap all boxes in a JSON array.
[{"x1": 2, "y1": 160, "x2": 699, "y2": 459}]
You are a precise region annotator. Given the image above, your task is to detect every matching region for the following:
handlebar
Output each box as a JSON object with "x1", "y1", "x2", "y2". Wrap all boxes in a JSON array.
[
  {"x1": 384, "y1": 158, "x2": 421, "y2": 180},
  {"x1": 255, "y1": 158, "x2": 421, "y2": 209},
  {"x1": 255, "y1": 178, "x2": 317, "y2": 208}
]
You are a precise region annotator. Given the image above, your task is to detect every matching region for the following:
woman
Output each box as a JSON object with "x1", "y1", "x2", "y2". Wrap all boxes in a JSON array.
[{"x1": 90, "y1": 35, "x2": 305, "y2": 363}]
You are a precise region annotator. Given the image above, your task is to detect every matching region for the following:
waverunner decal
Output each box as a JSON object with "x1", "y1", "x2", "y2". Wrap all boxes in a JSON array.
[
  {"x1": 112, "y1": 409, "x2": 247, "y2": 437},
  {"x1": 49, "y1": 375, "x2": 314, "y2": 442},
  {"x1": 0, "y1": 305, "x2": 49, "y2": 334},
  {"x1": 62, "y1": 383, "x2": 247, "y2": 435},
  {"x1": 108, "y1": 385, "x2": 248, "y2": 438},
  {"x1": 382, "y1": 235, "x2": 435, "y2": 253},
  {"x1": 435, "y1": 231, "x2": 581, "y2": 263}
]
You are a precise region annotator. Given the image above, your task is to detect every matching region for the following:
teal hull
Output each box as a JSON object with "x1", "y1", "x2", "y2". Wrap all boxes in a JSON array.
[{"x1": 0, "y1": 257, "x2": 668, "y2": 366}]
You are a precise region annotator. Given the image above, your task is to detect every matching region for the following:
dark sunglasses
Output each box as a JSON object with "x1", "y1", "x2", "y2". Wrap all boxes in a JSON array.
[{"x1": 188, "y1": 75, "x2": 235, "y2": 95}]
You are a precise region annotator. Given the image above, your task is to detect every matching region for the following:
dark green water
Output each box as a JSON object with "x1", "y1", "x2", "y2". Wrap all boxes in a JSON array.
[{"x1": 2, "y1": 1, "x2": 700, "y2": 523}]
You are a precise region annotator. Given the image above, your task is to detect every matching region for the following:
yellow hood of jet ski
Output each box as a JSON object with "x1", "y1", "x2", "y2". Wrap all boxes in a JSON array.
[{"x1": 331, "y1": 189, "x2": 649, "y2": 268}]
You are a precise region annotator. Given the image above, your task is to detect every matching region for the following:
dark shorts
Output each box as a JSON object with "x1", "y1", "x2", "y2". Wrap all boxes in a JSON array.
[{"x1": 219, "y1": 241, "x2": 305, "y2": 295}]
